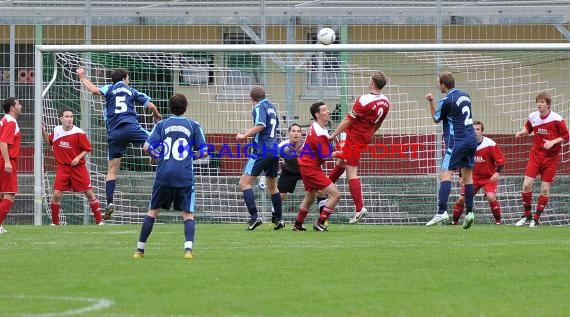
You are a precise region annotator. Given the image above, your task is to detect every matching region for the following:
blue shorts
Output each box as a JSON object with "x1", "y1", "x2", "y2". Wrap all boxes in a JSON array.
[
  {"x1": 149, "y1": 183, "x2": 195, "y2": 212},
  {"x1": 107, "y1": 124, "x2": 150, "y2": 159},
  {"x1": 243, "y1": 156, "x2": 279, "y2": 177},
  {"x1": 441, "y1": 144, "x2": 476, "y2": 171}
]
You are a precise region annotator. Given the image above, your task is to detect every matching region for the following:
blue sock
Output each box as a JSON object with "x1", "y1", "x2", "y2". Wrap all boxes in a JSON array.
[
  {"x1": 271, "y1": 193, "x2": 283, "y2": 220},
  {"x1": 106, "y1": 180, "x2": 116, "y2": 205},
  {"x1": 139, "y1": 215, "x2": 155, "y2": 243},
  {"x1": 464, "y1": 183, "x2": 474, "y2": 214},
  {"x1": 438, "y1": 180, "x2": 452, "y2": 214},
  {"x1": 184, "y1": 219, "x2": 195, "y2": 250},
  {"x1": 242, "y1": 188, "x2": 258, "y2": 219}
]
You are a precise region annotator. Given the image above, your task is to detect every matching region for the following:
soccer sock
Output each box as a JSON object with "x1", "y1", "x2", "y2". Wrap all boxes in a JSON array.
[
  {"x1": 348, "y1": 178, "x2": 364, "y2": 212},
  {"x1": 50, "y1": 202, "x2": 61, "y2": 225},
  {"x1": 329, "y1": 166, "x2": 346, "y2": 183},
  {"x1": 437, "y1": 180, "x2": 452, "y2": 214},
  {"x1": 464, "y1": 184, "x2": 474, "y2": 215},
  {"x1": 138, "y1": 215, "x2": 156, "y2": 247},
  {"x1": 184, "y1": 219, "x2": 195, "y2": 251},
  {"x1": 534, "y1": 195, "x2": 549, "y2": 221},
  {"x1": 295, "y1": 208, "x2": 309, "y2": 225},
  {"x1": 522, "y1": 192, "x2": 532, "y2": 218},
  {"x1": 105, "y1": 180, "x2": 116, "y2": 205},
  {"x1": 242, "y1": 188, "x2": 258, "y2": 219},
  {"x1": 0, "y1": 199, "x2": 14, "y2": 225},
  {"x1": 489, "y1": 200, "x2": 501, "y2": 222},
  {"x1": 318, "y1": 206, "x2": 333, "y2": 224},
  {"x1": 452, "y1": 201, "x2": 464, "y2": 223},
  {"x1": 89, "y1": 199, "x2": 102, "y2": 224},
  {"x1": 271, "y1": 192, "x2": 283, "y2": 220}
]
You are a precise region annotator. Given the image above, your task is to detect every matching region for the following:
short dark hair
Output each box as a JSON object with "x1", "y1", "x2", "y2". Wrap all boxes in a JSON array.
[
  {"x1": 169, "y1": 94, "x2": 188, "y2": 116},
  {"x1": 310, "y1": 101, "x2": 325, "y2": 120},
  {"x1": 250, "y1": 86, "x2": 266, "y2": 102},
  {"x1": 288, "y1": 123, "x2": 301, "y2": 132},
  {"x1": 473, "y1": 120, "x2": 484, "y2": 132},
  {"x1": 439, "y1": 71, "x2": 455, "y2": 89},
  {"x1": 59, "y1": 108, "x2": 74, "y2": 118},
  {"x1": 2, "y1": 97, "x2": 18, "y2": 114},
  {"x1": 371, "y1": 71, "x2": 387, "y2": 90},
  {"x1": 111, "y1": 68, "x2": 129, "y2": 84},
  {"x1": 535, "y1": 91, "x2": 552, "y2": 106}
]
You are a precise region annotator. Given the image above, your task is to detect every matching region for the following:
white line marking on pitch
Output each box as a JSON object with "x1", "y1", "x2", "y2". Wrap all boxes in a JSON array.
[{"x1": 0, "y1": 295, "x2": 114, "y2": 316}]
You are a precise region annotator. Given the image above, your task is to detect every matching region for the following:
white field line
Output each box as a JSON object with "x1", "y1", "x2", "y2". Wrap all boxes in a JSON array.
[{"x1": 0, "y1": 295, "x2": 113, "y2": 317}]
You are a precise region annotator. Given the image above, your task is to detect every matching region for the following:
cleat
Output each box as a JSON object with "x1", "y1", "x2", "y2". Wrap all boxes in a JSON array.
[
  {"x1": 0, "y1": 225, "x2": 7, "y2": 233},
  {"x1": 495, "y1": 221, "x2": 502, "y2": 225},
  {"x1": 463, "y1": 212, "x2": 475, "y2": 229},
  {"x1": 515, "y1": 216, "x2": 530, "y2": 227},
  {"x1": 529, "y1": 220, "x2": 538, "y2": 228},
  {"x1": 426, "y1": 211, "x2": 449, "y2": 226},
  {"x1": 97, "y1": 221, "x2": 105, "y2": 226},
  {"x1": 247, "y1": 218, "x2": 263, "y2": 231},
  {"x1": 133, "y1": 251, "x2": 144, "y2": 259},
  {"x1": 348, "y1": 207, "x2": 368, "y2": 224},
  {"x1": 291, "y1": 225, "x2": 306, "y2": 231},
  {"x1": 274, "y1": 220, "x2": 285, "y2": 230},
  {"x1": 184, "y1": 251, "x2": 194, "y2": 259},
  {"x1": 103, "y1": 203, "x2": 115, "y2": 221},
  {"x1": 451, "y1": 221, "x2": 459, "y2": 225},
  {"x1": 313, "y1": 221, "x2": 328, "y2": 232}
]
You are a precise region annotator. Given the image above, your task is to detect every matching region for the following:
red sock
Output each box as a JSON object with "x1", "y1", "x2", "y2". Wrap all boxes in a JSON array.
[
  {"x1": 89, "y1": 199, "x2": 102, "y2": 224},
  {"x1": 348, "y1": 178, "x2": 364, "y2": 212},
  {"x1": 318, "y1": 206, "x2": 333, "y2": 223},
  {"x1": 534, "y1": 195, "x2": 549, "y2": 221},
  {"x1": 521, "y1": 192, "x2": 532, "y2": 218},
  {"x1": 0, "y1": 199, "x2": 14, "y2": 225},
  {"x1": 50, "y1": 202, "x2": 61, "y2": 225},
  {"x1": 452, "y1": 202, "x2": 464, "y2": 223},
  {"x1": 296, "y1": 208, "x2": 309, "y2": 224},
  {"x1": 489, "y1": 200, "x2": 501, "y2": 222},
  {"x1": 329, "y1": 166, "x2": 345, "y2": 183}
]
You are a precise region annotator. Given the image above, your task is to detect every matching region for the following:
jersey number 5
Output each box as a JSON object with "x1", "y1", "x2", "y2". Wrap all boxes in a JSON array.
[{"x1": 115, "y1": 96, "x2": 128, "y2": 114}]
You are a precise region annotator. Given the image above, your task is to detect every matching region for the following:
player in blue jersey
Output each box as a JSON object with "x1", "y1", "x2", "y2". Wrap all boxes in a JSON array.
[
  {"x1": 133, "y1": 94, "x2": 206, "y2": 259},
  {"x1": 236, "y1": 86, "x2": 283, "y2": 231},
  {"x1": 425, "y1": 71, "x2": 478, "y2": 229},
  {"x1": 77, "y1": 67, "x2": 162, "y2": 221}
]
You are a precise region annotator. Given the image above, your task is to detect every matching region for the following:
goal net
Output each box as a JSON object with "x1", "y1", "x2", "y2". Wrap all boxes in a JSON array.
[{"x1": 37, "y1": 45, "x2": 570, "y2": 226}]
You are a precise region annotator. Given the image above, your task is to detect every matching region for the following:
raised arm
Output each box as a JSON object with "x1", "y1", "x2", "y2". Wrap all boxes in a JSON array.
[{"x1": 76, "y1": 68, "x2": 103, "y2": 95}]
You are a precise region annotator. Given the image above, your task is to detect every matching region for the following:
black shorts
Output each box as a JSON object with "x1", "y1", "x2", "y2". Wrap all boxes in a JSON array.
[{"x1": 278, "y1": 168, "x2": 302, "y2": 193}]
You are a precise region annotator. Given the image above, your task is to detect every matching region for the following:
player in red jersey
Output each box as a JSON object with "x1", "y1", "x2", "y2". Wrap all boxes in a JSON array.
[
  {"x1": 42, "y1": 109, "x2": 103, "y2": 225},
  {"x1": 451, "y1": 121, "x2": 505, "y2": 225},
  {"x1": 293, "y1": 101, "x2": 343, "y2": 232},
  {"x1": 514, "y1": 91, "x2": 569, "y2": 228},
  {"x1": 328, "y1": 71, "x2": 390, "y2": 224},
  {"x1": 0, "y1": 97, "x2": 23, "y2": 233}
]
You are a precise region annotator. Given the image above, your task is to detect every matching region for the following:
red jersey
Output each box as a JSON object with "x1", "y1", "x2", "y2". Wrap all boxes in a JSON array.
[
  {"x1": 0, "y1": 114, "x2": 21, "y2": 160},
  {"x1": 524, "y1": 110, "x2": 569, "y2": 157},
  {"x1": 297, "y1": 122, "x2": 332, "y2": 168},
  {"x1": 49, "y1": 125, "x2": 92, "y2": 166},
  {"x1": 345, "y1": 93, "x2": 390, "y2": 145},
  {"x1": 473, "y1": 136, "x2": 505, "y2": 183}
]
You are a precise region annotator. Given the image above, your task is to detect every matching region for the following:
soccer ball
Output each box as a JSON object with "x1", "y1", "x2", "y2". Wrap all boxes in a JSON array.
[{"x1": 317, "y1": 28, "x2": 336, "y2": 45}]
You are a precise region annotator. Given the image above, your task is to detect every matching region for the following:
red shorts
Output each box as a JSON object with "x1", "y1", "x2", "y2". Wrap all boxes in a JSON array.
[
  {"x1": 299, "y1": 165, "x2": 332, "y2": 192},
  {"x1": 0, "y1": 159, "x2": 18, "y2": 194},
  {"x1": 54, "y1": 164, "x2": 92, "y2": 192},
  {"x1": 461, "y1": 180, "x2": 498, "y2": 196},
  {"x1": 525, "y1": 153, "x2": 559, "y2": 183},
  {"x1": 338, "y1": 138, "x2": 367, "y2": 166}
]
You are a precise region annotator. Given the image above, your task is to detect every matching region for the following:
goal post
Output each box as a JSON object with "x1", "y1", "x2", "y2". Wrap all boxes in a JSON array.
[{"x1": 34, "y1": 44, "x2": 570, "y2": 226}]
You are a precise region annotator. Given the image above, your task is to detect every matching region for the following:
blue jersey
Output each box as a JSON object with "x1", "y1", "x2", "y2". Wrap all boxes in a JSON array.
[
  {"x1": 145, "y1": 116, "x2": 206, "y2": 187},
  {"x1": 99, "y1": 82, "x2": 151, "y2": 132},
  {"x1": 433, "y1": 88, "x2": 476, "y2": 148},
  {"x1": 251, "y1": 99, "x2": 279, "y2": 157}
]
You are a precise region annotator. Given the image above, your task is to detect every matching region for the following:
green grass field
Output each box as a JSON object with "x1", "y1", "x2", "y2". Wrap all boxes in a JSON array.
[{"x1": 1, "y1": 223, "x2": 569, "y2": 317}]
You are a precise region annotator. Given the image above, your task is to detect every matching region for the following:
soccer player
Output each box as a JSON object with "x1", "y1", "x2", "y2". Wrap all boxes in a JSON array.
[
  {"x1": 328, "y1": 71, "x2": 391, "y2": 224},
  {"x1": 451, "y1": 121, "x2": 505, "y2": 225},
  {"x1": 236, "y1": 86, "x2": 283, "y2": 231},
  {"x1": 425, "y1": 71, "x2": 478, "y2": 229},
  {"x1": 514, "y1": 91, "x2": 569, "y2": 228},
  {"x1": 133, "y1": 94, "x2": 206, "y2": 259},
  {"x1": 293, "y1": 101, "x2": 343, "y2": 232},
  {"x1": 77, "y1": 67, "x2": 162, "y2": 221},
  {"x1": 0, "y1": 97, "x2": 22, "y2": 234},
  {"x1": 42, "y1": 109, "x2": 104, "y2": 225}
]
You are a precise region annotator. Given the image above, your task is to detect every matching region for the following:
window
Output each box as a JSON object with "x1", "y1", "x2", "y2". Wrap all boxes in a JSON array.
[{"x1": 218, "y1": 31, "x2": 260, "y2": 99}]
